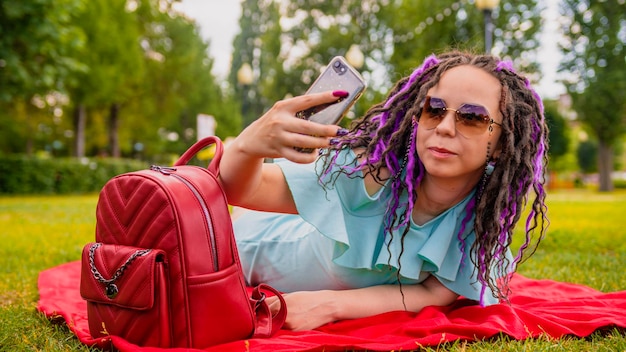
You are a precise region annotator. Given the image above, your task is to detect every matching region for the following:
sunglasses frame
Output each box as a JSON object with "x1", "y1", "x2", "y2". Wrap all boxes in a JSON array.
[{"x1": 419, "y1": 96, "x2": 502, "y2": 135}]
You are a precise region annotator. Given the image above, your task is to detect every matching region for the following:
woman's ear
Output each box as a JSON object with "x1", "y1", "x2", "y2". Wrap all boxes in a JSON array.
[{"x1": 490, "y1": 138, "x2": 503, "y2": 160}]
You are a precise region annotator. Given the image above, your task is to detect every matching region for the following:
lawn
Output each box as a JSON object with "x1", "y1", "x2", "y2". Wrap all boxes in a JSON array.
[{"x1": 0, "y1": 190, "x2": 625, "y2": 351}]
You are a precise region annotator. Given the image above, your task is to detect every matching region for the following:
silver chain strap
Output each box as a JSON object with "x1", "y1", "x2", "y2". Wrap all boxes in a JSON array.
[{"x1": 88, "y1": 242, "x2": 152, "y2": 299}]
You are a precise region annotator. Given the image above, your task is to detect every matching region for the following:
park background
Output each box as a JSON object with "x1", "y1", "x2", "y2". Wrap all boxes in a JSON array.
[
  {"x1": 1, "y1": 0, "x2": 625, "y2": 351},
  {"x1": 1, "y1": 0, "x2": 625, "y2": 193}
]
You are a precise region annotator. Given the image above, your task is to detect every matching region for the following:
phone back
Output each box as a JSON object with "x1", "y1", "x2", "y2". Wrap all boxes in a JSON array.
[{"x1": 304, "y1": 56, "x2": 366, "y2": 125}]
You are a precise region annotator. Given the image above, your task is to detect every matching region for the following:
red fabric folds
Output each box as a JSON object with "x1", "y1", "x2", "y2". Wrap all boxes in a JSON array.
[{"x1": 37, "y1": 261, "x2": 626, "y2": 352}]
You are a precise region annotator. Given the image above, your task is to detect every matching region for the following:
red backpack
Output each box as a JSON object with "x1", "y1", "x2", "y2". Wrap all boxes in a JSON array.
[{"x1": 80, "y1": 136, "x2": 286, "y2": 348}]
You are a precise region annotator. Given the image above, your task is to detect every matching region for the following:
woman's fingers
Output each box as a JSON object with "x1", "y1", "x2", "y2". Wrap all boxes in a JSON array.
[
  {"x1": 234, "y1": 90, "x2": 348, "y2": 162},
  {"x1": 285, "y1": 90, "x2": 349, "y2": 114},
  {"x1": 266, "y1": 295, "x2": 284, "y2": 315}
]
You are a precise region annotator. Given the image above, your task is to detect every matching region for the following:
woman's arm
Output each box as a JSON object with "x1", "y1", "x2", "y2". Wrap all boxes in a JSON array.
[
  {"x1": 268, "y1": 275, "x2": 459, "y2": 331},
  {"x1": 218, "y1": 91, "x2": 347, "y2": 213}
]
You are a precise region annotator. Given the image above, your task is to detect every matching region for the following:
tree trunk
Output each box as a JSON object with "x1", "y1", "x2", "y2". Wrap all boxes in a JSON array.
[
  {"x1": 109, "y1": 103, "x2": 120, "y2": 158},
  {"x1": 597, "y1": 141, "x2": 614, "y2": 192},
  {"x1": 73, "y1": 104, "x2": 86, "y2": 157},
  {"x1": 25, "y1": 138, "x2": 33, "y2": 156}
]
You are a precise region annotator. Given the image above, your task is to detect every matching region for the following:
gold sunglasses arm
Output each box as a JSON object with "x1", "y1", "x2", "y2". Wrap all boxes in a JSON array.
[{"x1": 488, "y1": 119, "x2": 502, "y2": 134}]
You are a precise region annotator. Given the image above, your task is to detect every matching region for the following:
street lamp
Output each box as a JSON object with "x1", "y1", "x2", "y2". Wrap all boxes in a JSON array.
[
  {"x1": 237, "y1": 63, "x2": 254, "y2": 126},
  {"x1": 345, "y1": 44, "x2": 364, "y2": 69},
  {"x1": 237, "y1": 62, "x2": 253, "y2": 85},
  {"x1": 475, "y1": 0, "x2": 500, "y2": 53}
]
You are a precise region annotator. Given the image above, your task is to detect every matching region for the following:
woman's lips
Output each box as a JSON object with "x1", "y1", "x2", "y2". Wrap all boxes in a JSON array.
[{"x1": 428, "y1": 147, "x2": 457, "y2": 157}]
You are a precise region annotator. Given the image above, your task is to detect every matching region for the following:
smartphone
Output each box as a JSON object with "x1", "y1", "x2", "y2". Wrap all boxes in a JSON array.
[{"x1": 296, "y1": 56, "x2": 367, "y2": 125}]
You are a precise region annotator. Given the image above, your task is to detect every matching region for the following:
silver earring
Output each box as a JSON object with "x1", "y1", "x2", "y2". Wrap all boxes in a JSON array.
[{"x1": 485, "y1": 161, "x2": 496, "y2": 176}]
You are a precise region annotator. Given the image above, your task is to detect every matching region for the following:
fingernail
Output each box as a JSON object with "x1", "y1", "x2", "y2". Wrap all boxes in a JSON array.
[
  {"x1": 329, "y1": 138, "x2": 340, "y2": 145},
  {"x1": 336, "y1": 128, "x2": 349, "y2": 136},
  {"x1": 332, "y1": 90, "x2": 349, "y2": 98}
]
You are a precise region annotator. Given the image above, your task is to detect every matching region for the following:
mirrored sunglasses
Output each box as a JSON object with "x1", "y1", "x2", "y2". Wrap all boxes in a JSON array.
[{"x1": 418, "y1": 96, "x2": 501, "y2": 136}]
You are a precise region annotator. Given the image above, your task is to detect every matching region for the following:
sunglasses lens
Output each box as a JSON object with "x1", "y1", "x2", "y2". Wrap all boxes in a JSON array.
[
  {"x1": 419, "y1": 97, "x2": 492, "y2": 136},
  {"x1": 420, "y1": 97, "x2": 446, "y2": 129},
  {"x1": 456, "y1": 104, "x2": 490, "y2": 135}
]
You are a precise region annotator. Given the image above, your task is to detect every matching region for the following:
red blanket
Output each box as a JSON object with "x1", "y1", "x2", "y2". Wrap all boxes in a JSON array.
[{"x1": 37, "y1": 261, "x2": 626, "y2": 351}]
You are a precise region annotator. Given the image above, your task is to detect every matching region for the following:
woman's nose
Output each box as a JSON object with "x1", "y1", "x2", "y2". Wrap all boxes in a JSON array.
[{"x1": 435, "y1": 110, "x2": 457, "y2": 136}]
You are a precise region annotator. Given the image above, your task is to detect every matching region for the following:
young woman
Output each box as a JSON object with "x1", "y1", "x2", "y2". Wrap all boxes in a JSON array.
[{"x1": 218, "y1": 51, "x2": 549, "y2": 331}]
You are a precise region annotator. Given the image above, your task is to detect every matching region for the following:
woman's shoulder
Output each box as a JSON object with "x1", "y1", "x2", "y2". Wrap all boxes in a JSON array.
[{"x1": 349, "y1": 147, "x2": 390, "y2": 197}]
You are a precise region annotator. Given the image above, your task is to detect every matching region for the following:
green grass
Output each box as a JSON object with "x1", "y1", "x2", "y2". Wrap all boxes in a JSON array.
[
  {"x1": 0, "y1": 195, "x2": 97, "y2": 351},
  {"x1": 0, "y1": 190, "x2": 625, "y2": 351}
]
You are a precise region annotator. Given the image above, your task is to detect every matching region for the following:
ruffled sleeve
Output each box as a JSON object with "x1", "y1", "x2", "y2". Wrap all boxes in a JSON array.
[
  {"x1": 276, "y1": 150, "x2": 389, "y2": 266},
  {"x1": 276, "y1": 149, "x2": 509, "y2": 305}
]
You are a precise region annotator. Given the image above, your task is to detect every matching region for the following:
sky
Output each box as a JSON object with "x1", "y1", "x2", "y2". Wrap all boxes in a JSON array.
[{"x1": 174, "y1": 0, "x2": 565, "y2": 99}]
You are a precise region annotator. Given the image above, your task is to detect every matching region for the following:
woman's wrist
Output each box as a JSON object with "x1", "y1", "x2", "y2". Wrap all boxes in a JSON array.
[{"x1": 318, "y1": 290, "x2": 343, "y2": 322}]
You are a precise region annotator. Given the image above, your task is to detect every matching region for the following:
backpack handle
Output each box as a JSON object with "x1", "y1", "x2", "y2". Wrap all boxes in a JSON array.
[
  {"x1": 174, "y1": 136, "x2": 224, "y2": 177},
  {"x1": 250, "y1": 284, "x2": 287, "y2": 338}
]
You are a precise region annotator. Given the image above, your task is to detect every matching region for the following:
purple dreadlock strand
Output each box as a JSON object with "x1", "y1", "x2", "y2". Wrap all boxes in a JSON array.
[
  {"x1": 317, "y1": 51, "x2": 550, "y2": 308},
  {"x1": 367, "y1": 55, "x2": 440, "y2": 170}
]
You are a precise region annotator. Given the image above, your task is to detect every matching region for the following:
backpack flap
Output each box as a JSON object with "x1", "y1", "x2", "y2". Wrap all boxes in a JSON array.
[{"x1": 80, "y1": 242, "x2": 167, "y2": 310}]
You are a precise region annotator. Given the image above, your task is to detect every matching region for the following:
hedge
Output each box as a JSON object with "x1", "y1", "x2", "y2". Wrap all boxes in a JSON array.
[{"x1": 0, "y1": 156, "x2": 149, "y2": 195}]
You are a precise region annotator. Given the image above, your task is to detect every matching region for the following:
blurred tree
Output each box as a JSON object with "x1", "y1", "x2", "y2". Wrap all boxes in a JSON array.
[
  {"x1": 560, "y1": 0, "x2": 626, "y2": 191},
  {"x1": 0, "y1": 0, "x2": 235, "y2": 159},
  {"x1": 577, "y1": 139, "x2": 598, "y2": 175},
  {"x1": 279, "y1": 0, "x2": 389, "y2": 120},
  {"x1": 380, "y1": 0, "x2": 542, "y2": 79},
  {"x1": 137, "y1": 3, "x2": 241, "y2": 156},
  {"x1": 66, "y1": 0, "x2": 144, "y2": 157},
  {"x1": 0, "y1": 0, "x2": 86, "y2": 154},
  {"x1": 229, "y1": 0, "x2": 284, "y2": 126},
  {"x1": 543, "y1": 100, "x2": 570, "y2": 164},
  {"x1": 230, "y1": 0, "x2": 542, "y2": 125}
]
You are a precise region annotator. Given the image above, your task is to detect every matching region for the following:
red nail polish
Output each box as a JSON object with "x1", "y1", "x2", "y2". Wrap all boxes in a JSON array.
[{"x1": 332, "y1": 90, "x2": 349, "y2": 98}]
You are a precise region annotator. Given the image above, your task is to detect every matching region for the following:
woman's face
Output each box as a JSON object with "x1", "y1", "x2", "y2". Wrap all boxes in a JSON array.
[{"x1": 417, "y1": 65, "x2": 503, "y2": 185}]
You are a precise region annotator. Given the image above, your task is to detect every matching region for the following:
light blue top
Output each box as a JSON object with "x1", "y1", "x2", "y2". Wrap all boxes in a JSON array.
[{"x1": 233, "y1": 149, "x2": 509, "y2": 305}]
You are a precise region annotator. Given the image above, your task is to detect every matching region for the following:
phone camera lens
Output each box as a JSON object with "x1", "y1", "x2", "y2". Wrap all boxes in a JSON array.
[{"x1": 333, "y1": 60, "x2": 347, "y2": 75}]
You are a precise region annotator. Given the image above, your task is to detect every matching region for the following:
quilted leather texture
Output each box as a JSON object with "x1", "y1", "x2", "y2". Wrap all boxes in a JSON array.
[
  {"x1": 82, "y1": 137, "x2": 257, "y2": 348},
  {"x1": 81, "y1": 243, "x2": 170, "y2": 347},
  {"x1": 80, "y1": 243, "x2": 166, "y2": 310}
]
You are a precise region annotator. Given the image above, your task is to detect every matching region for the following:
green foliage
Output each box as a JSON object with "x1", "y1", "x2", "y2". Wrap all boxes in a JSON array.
[
  {"x1": 560, "y1": 0, "x2": 626, "y2": 190},
  {"x1": 138, "y1": 7, "x2": 242, "y2": 149},
  {"x1": 543, "y1": 100, "x2": 570, "y2": 162},
  {"x1": 0, "y1": 155, "x2": 147, "y2": 195},
  {"x1": 230, "y1": 0, "x2": 543, "y2": 126},
  {"x1": 577, "y1": 139, "x2": 598, "y2": 174},
  {"x1": 0, "y1": 0, "x2": 239, "y2": 160},
  {"x1": 0, "y1": 0, "x2": 86, "y2": 102},
  {"x1": 66, "y1": 0, "x2": 147, "y2": 157},
  {"x1": 1, "y1": 190, "x2": 626, "y2": 350},
  {"x1": 384, "y1": 0, "x2": 543, "y2": 77},
  {"x1": 0, "y1": 0, "x2": 86, "y2": 155},
  {"x1": 230, "y1": 0, "x2": 284, "y2": 126}
]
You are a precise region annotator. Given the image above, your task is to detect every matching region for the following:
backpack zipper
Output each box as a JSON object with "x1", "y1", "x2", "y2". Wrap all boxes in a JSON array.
[{"x1": 151, "y1": 165, "x2": 219, "y2": 271}]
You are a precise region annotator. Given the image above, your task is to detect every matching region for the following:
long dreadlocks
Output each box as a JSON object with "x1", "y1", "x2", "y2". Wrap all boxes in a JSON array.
[{"x1": 318, "y1": 51, "x2": 549, "y2": 305}]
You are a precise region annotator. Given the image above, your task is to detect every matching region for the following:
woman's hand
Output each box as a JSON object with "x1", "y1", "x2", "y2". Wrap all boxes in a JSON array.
[
  {"x1": 266, "y1": 276, "x2": 459, "y2": 331},
  {"x1": 219, "y1": 90, "x2": 349, "y2": 213},
  {"x1": 233, "y1": 90, "x2": 349, "y2": 164},
  {"x1": 266, "y1": 290, "x2": 339, "y2": 331}
]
